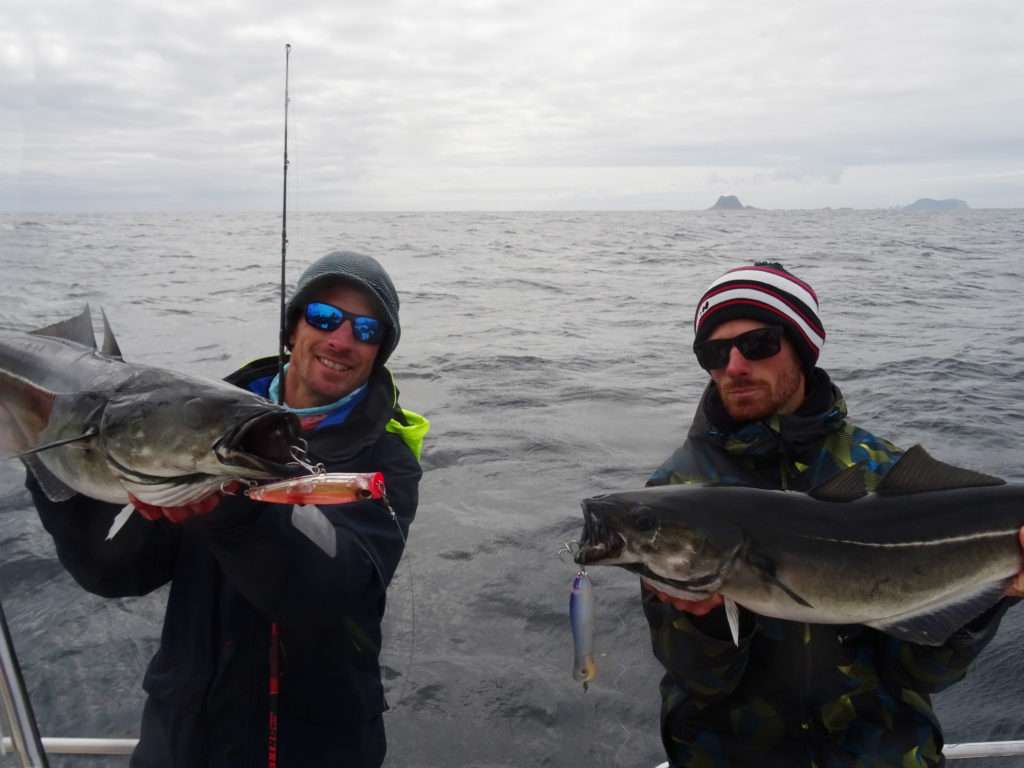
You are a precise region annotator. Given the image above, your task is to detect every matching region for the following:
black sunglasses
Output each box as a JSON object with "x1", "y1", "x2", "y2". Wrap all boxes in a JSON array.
[
  {"x1": 304, "y1": 301, "x2": 384, "y2": 344},
  {"x1": 695, "y1": 326, "x2": 784, "y2": 370}
]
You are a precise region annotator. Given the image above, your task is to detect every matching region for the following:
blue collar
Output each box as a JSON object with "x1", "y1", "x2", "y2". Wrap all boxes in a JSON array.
[
  {"x1": 267, "y1": 364, "x2": 365, "y2": 414},
  {"x1": 250, "y1": 364, "x2": 369, "y2": 430}
]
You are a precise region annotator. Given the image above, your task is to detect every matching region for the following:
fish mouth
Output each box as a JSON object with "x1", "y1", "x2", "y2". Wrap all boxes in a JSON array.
[
  {"x1": 214, "y1": 409, "x2": 305, "y2": 478},
  {"x1": 574, "y1": 497, "x2": 626, "y2": 565}
]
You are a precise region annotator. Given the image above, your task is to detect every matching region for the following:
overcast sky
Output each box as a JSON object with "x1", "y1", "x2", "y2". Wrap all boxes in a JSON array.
[{"x1": 3, "y1": 0, "x2": 1023, "y2": 211}]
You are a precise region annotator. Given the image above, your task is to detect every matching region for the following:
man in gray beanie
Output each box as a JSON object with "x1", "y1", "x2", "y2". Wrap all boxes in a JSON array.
[
  {"x1": 27, "y1": 249, "x2": 429, "y2": 767},
  {"x1": 639, "y1": 261, "x2": 1021, "y2": 767}
]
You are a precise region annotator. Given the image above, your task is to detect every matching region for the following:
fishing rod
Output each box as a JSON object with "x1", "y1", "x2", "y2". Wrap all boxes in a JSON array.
[
  {"x1": 268, "y1": 43, "x2": 291, "y2": 768},
  {"x1": 276, "y1": 42, "x2": 292, "y2": 407}
]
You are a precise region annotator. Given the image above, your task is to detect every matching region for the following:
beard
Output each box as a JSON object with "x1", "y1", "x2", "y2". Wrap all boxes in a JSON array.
[{"x1": 717, "y1": 365, "x2": 805, "y2": 422}]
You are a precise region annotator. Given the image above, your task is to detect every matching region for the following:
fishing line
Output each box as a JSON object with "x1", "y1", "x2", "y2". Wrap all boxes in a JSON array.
[{"x1": 381, "y1": 495, "x2": 417, "y2": 710}]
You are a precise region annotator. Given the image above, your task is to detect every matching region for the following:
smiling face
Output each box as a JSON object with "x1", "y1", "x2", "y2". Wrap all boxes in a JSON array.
[
  {"x1": 285, "y1": 281, "x2": 382, "y2": 409},
  {"x1": 707, "y1": 318, "x2": 806, "y2": 422}
]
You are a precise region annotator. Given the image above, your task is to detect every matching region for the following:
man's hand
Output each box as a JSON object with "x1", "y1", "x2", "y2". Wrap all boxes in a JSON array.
[
  {"x1": 129, "y1": 486, "x2": 235, "y2": 524},
  {"x1": 642, "y1": 578, "x2": 724, "y2": 615},
  {"x1": 1006, "y1": 527, "x2": 1024, "y2": 598}
]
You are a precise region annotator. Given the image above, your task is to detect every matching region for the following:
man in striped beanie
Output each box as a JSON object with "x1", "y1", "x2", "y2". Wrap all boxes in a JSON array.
[
  {"x1": 689, "y1": 261, "x2": 826, "y2": 422},
  {"x1": 639, "y1": 260, "x2": 1017, "y2": 767}
]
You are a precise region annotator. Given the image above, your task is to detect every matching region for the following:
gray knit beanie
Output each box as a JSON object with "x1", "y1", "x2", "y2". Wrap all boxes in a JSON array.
[{"x1": 286, "y1": 250, "x2": 401, "y2": 365}]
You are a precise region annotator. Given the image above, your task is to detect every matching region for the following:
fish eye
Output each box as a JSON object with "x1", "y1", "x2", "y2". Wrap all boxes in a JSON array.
[{"x1": 634, "y1": 510, "x2": 658, "y2": 532}]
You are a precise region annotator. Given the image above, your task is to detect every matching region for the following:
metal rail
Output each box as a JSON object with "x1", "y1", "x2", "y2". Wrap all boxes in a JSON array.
[
  {"x1": 2, "y1": 737, "x2": 136, "y2": 756},
  {"x1": 652, "y1": 743, "x2": 1024, "y2": 766},
  {"x1": 4, "y1": 579, "x2": 1024, "y2": 764},
  {"x1": 1, "y1": 738, "x2": 1022, "y2": 761},
  {"x1": 0, "y1": 601, "x2": 47, "y2": 767},
  {"x1": 945, "y1": 741, "x2": 1024, "y2": 759}
]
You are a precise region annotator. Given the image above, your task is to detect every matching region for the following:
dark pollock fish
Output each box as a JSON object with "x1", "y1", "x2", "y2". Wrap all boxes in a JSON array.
[
  {"x1": 0, "y1": 306, "x2": 303, "y2": 508},
  {"x1": 576, "y1": 446, "x2": 1022, "y2": 646}
]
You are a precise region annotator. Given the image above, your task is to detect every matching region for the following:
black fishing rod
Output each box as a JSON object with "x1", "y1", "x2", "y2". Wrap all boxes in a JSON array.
[
  {"x1": 267, "y1": 42, "x2": 292, "y2": 768},
  {"x1": 276, "y1": 42, "x2": 291, "y2": 406}
]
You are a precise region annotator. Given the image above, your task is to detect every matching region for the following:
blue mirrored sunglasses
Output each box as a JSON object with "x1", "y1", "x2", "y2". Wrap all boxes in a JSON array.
[{"x1": 303, "y1": 301, "x2": 384, "y2": 344}]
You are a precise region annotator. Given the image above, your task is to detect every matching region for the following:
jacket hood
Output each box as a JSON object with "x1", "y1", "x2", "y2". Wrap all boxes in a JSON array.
[{"x1": 693, "y1": 367, "x2": 848, "y2": 465}]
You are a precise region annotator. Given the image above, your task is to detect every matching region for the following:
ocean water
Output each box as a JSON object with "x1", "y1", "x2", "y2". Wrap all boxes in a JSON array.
[{"x1": 1, "y1": 209, "x2": 1023, "y2": 767}]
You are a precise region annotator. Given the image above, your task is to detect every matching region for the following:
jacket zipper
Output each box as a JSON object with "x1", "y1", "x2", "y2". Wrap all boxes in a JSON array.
[{"x1": 268, "y1": 622, "x2": 280, "y2": 768}]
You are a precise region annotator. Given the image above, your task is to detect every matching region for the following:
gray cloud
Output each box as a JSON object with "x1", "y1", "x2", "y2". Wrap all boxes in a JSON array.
[{"x1": 2, "y1": 0, "x2": 1023, "y2": 211}]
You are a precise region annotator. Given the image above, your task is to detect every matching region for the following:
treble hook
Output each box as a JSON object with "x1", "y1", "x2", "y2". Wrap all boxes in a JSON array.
[
  {"x1": 219, "y1": 479, "x2": 254, "y2": 495},
  {"x1": 558, "y1": 540, "x2": 581, "y2": 564},
  {"x1": 288, "y1": 445, "x2": 325, "y2": 475}
]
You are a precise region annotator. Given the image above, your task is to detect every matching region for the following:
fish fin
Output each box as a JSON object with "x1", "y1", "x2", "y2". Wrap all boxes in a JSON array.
[
  {"x1": 0, "y1": 377, "x2": 56, "y2": 457},
  {"x1": 15, "y1": 427, "x2": 98, "y2": 458},
  {"x1": 866, "y1": 580, "x2": 1010, "y2": 646},
  {"x1": 724, "y1": 597, "x2": 740, "y2": 647},
  {"x1": 807, "y1": 463, "x2": 868, "y2": 502},
  {"x1": 105, "y1": 504, "x2": 136, "y2": 540},
  {"x1": 20, "y1": 456, "x2": 77, "y2": 502},
  {"x1": 876, "y1": 445, "x2": 1005, "y2": 495},
  {"x1": 99, "y1": 308, "x2": 123, "y2": 360},
  {"x1": 746, "y1": 551, "x2": 814, "y2": 608},
  {"x1": 30, "y1": 305, "x2": 96, "y2": 348},
  {"x1": 291, "y1": 504, "x2": 338, "y2": 557},
  {"x1": 0, "y1": 403, "x2": 31, "y2": 457},
  {"x1": 769, "y1": 574, "x2": 813, "y2": 608}
]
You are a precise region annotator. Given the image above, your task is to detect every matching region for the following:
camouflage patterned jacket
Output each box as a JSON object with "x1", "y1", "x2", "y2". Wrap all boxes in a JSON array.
[{"x1": 643, "y1": 369, "x2": 1010, "y2": 768}]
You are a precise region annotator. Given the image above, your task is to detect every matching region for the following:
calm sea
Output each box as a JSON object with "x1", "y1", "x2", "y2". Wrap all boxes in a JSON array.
[{"x1": 1, "y1": 210, "x2": 1023, "y2": 767}]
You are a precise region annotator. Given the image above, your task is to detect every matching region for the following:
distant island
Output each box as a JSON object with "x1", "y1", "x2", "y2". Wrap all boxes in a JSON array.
[
  {"x1": 709, "y1": 195, "x2": 755, "y2": 210},
  {"x1": 903, "y1": 198, "x2": 969, "y2": 212},
  {"x1": 698, "y1": 196, "x2": 973, "y2": 212}
]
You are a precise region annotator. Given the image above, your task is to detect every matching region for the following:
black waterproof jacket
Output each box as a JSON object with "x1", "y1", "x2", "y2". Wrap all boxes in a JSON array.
[{"x1": 27, "y1": 358, "x2": 424, "y2": 768}]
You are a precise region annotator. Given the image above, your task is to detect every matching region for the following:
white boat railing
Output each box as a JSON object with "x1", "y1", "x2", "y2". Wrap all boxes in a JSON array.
[
  {"x1": 651, "y1": 741, "x2": 1024, "y2": 766},
  {"x1": 945, "y1": 741, "x2": 1024, "y2": 759},
  {"x1": 3, "y1": 589, "x2": 1024, "y2": 765},
  {"x1": 1, "y1": 737, "x2": 137, "y2": 757},
  {"x1": 3, "y1": 737, "x2": 1024, "y2": 762},
  {"x1": 0, "y1": 602, "x2": 47, "y2": 768}
]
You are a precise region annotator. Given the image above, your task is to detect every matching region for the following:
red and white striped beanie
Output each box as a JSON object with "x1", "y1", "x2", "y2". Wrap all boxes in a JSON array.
[{"x1": 693, "y1": 262, "x2": 825, "y2": 370}]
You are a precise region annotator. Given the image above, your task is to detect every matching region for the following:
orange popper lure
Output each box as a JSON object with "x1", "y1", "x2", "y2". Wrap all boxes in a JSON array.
[{"x1": 245, "y1": 472, "x2": 386, "y2": 505}]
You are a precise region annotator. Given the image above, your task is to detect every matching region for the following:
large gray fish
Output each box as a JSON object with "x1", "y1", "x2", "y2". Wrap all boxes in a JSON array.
[
  {"x1": 575, "y1": 447, "x2": 1022, "y2": 646},
  {"x1": 0, "y1": 306, "x2": 303, "y2": 508}
]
